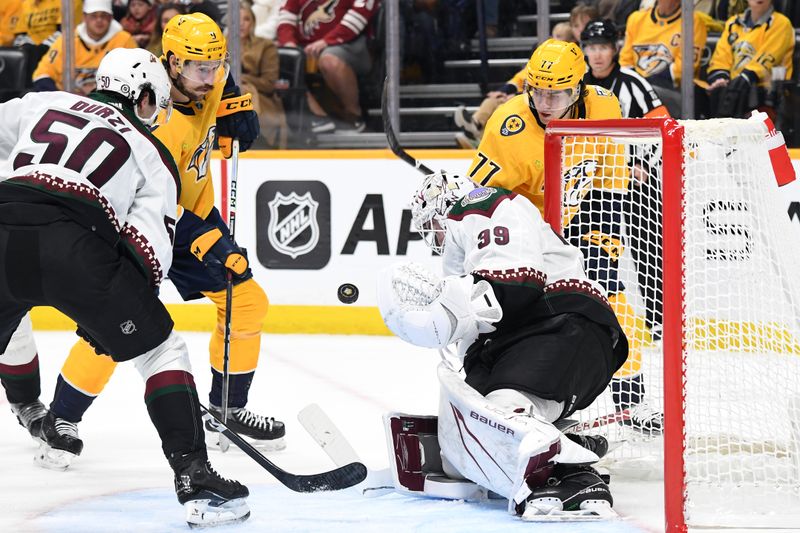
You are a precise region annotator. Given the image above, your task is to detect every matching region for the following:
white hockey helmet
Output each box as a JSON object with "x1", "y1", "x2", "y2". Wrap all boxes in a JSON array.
[
  {"x1": 411, "y1": 171, "x2": 478, "y2": 254},
  {"x1": 96, "y1": 47, "x2": 172, "y2": 126}
]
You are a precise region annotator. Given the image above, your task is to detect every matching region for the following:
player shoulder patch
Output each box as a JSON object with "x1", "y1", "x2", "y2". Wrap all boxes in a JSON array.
[
  {"x1": 460, "y1": 186, "x2": 495, "y2": 207},
  {"x1": 500, "y1": 114, "x2": 525, "y2": 136}
]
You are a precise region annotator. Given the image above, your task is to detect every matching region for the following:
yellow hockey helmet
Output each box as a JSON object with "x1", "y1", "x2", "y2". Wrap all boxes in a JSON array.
[
  {"x1": 162, "y1": 12, "x2": 229, "y2": 84},
  {"x1": 525, "y1": 39, "x2": 586, "y2": 118}
]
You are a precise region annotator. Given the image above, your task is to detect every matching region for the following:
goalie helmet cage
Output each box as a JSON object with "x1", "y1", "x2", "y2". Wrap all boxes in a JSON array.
[{"x1": 543, "y1": 118, "x2": 800, "y2": 532}]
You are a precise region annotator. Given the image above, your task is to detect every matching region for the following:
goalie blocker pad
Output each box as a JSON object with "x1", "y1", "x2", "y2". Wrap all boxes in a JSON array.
[{"x1": 383, "y1": 413, "x2": 489, "y2": 501}]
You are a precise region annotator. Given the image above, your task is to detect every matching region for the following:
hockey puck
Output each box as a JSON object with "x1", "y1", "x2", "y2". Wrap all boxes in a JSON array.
[{"x1": 337, "y1": 283, "x2": 359, "y2": 304}]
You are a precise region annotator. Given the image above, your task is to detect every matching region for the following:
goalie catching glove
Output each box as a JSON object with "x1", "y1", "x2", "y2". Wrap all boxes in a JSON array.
[
  {"x1": 216, "y1": 91, "x2": 260, "y2": 158},
  {"x1": 377, "y1": 262, "x2": 503, "y2": 357}
]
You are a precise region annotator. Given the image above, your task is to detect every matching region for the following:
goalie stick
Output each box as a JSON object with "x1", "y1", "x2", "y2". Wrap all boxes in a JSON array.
[
  {"x1": 200, "y1": 404, "x2": 367, "y2": 492},
  {"x1": 298, "y1": 403, "x2": 394, "y2": 497},
  {"x1": 381, "y1": 77, "x2": 433, "y2": 176}
]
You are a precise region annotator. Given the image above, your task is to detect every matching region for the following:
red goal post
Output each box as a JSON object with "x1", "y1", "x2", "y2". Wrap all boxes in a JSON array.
[{"x1": 543, "y1": 118, "x2": 800, "y2": 532}]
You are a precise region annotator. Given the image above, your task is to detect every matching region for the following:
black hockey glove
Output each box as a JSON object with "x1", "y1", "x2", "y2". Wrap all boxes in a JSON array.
[
  {"x1": 716, "y1": 74, "x2": 754, "y2": 118},
  {"x1": 190, "y1": 227, "x2": 251, "y2": 281},
  {"x1": 216, "y1": 92, "x2": 260, "y2": 157}
]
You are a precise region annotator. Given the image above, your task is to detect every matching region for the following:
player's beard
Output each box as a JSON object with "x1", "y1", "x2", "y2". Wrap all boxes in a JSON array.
[{"x1": 173, "y1": 74, "x2": 214, "y2": 103}]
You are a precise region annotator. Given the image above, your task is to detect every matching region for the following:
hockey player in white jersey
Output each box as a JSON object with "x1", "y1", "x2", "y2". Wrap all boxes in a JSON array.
[
  {"x1": 378, "y1": 172, "x2": 628, "y2": 519},
  {"x1": 0, "y1": 48, "x2": 249, "y2": 528}
]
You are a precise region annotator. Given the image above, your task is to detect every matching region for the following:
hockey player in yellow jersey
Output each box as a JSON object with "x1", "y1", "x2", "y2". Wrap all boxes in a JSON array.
[
  {"x1": 707, "y1": 0, "x2": 794, "y2": 118},
  {"x1": 31, "y1": 0, "x2": 137, "y2": 94},
  {"x1": 38, "y1": 12, "x2": 284, "y2": 468},
  {"x1": 468, "y1": 39, "x2": 662, "y2": 434},
  {"x1": 619, "y1": 0, "x2": 707, "y2": 90}
]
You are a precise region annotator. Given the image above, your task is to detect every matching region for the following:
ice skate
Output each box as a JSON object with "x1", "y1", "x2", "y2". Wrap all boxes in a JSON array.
[
  {"x1": 565, "y1": 433, "x2": 609, "y2": 459},
  {"x1": 612, "y1": 375, "x2": 663, "y2": 435},
  {"x1": 36, "y1": 412, "x2": 83, "y2": 470},
  {"x1": 169, "y1": 450, "x2": 250, "y2": 528},
  {"x1": 10, "y1": 400, "x2": 47, "y2": 441},
  {"x1": 206, "y1": 405, "x2": 286, "y2": 451},
  {"x1": 523, "y1": 464, "x2": 617, "y2": 521}
]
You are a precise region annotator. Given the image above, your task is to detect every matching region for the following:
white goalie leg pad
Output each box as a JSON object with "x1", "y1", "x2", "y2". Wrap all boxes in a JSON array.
[
  {"x1": 377, "y1": 262, "x2": 502, "y2": 352},
  {"x1": 184, "y1": 497, "x2": 250, "y2": 529},
  {"x1": 133, "y1": 331, "x2": 193, "y2": 380},
  {"x1": 2, "y1": 314, "x2": 38, "y2": 365},
  {"x1": 435, "y1": 364, "x2": 600, "y2": 512}
]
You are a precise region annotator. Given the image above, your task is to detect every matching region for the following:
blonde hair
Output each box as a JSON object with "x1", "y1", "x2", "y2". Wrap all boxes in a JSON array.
[
  {"x1": 569, "y1": 4, "x2": 599, "y2": 24},
  {"x1": 239, "y1": 1, "x2": 256, "y2": 41}
]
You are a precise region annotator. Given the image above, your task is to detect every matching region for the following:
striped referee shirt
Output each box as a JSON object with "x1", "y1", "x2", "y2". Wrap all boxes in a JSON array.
[{"x1": 584, "y1": 64, "x2": 670, "y2": 118}]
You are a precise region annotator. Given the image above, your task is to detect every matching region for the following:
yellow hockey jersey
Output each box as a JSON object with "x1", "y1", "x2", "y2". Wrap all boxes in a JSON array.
[
  {"x1": 0, "y1": 0, "x2": 22, "y2": 46},
  {"x1": 708, "y1": 8, "x2": 794, "y2": 87},
  {"x1": 619, "y1": 6, "x2": 707, "y2": 87},
  {"x1": 16, "y1": 0, "x2": 81, "y2": 45},
  {"x1": 32, "y1": 22, "x2": 136, "y2": 90},
  {"x1": 467, "y1": 86, "x2": 625, "y2": 215},
  {"x1": 152, "y1": 80, "x2": 225, "y2": 219}
]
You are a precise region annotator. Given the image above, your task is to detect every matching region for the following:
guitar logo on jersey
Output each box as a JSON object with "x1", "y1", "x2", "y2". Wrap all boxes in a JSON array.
[
  {"x1": 267, "y1": 192, "x2": 320, "y2": 259},
  {"x1": 633, "y1": 44, "x2": 674, "y2": 77},
  {"x1": 500, "y1": 114, "x2": 525, "y2": 136},
  {"x1": 303, "y1": 0, "x2": 338, "y2": 38},
  {"x1": 187, "y1": 126, "x2": 215, "y2": 182}
]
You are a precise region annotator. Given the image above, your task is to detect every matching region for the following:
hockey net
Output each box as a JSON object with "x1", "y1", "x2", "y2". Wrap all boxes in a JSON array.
[{"x1": 544, "y1": 118, "x2": 800, "y2": 530}]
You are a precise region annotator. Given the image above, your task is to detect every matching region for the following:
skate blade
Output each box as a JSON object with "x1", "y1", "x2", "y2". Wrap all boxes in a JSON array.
[
  {"x1": 34, "y1": 443, "x2": 77, "y2": 471},
  {"x1": 185, "y1": 497, "x2": 250, "y2": 528},
  {"x1": 206, "y1": 432, "x2": 286, "y2": 452},
  {"x1": 522, "y1": 499, "x2": 617, "y2": 522}
]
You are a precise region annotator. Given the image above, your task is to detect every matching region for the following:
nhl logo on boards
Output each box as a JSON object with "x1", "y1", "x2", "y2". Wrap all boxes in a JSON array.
[
  {"x1": 120, "y1": 320, "x2": 136, "y2": 335},
  {"x1": 256, "y1": 181, "x2": 331, "y2": 270},
  {"x1": 267, "y1": 192, "x2": 320, "y2": 259},
  {"x1": 500, "y1": 115, "x2": 525, "y2": 136}
]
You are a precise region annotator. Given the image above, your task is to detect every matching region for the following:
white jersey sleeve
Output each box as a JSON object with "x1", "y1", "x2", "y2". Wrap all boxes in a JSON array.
[{"x1": 0, "y1": 92, "x2": 179, "y2": 287}]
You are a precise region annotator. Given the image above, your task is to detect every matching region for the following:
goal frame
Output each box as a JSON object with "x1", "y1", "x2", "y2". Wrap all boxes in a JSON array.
[{"x1": 544, "y1": 118, "x2": 686, "y2": 532}]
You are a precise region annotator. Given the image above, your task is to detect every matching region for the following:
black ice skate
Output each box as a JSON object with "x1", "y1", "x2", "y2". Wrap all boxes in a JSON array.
[
  {"x1": 523, "y1": 464, "x2": 616, "y2": 521},
  {"x1": 169, "y1": 450, "x2": 250, "y2": 528},
  {"x1": 611, "y1": 375, "x2": 663, "y2": 435},
  {"x1": 10, "y1": 400, "x2": 47, "y2": 440},
  {"x1": 206, "y1": 405, "x2": 286, "y2": 450},
  {"x1": 35, "y1": 411, "x2": 83, "y2": 470}
]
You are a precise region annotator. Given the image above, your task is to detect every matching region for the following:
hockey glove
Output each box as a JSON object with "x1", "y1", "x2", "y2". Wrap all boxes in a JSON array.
[
  {"x1": 716, "y1": 74, "x2": 754, "y2": 118},
  {"x1": 216, "y1": 93, "x2": 260, "y2": 157},
  {"x1": 190, "y1": 227, "x2": 250, "y2": 279}
]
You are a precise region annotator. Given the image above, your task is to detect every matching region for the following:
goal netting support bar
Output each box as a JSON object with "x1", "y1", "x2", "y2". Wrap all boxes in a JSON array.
[{"x1": 544, "y1": 117, "x2": 800, "y2": 531}]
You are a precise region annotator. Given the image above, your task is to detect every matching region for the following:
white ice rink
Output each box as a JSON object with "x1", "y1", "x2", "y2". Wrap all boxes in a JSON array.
[{"x1": 0, "y1": 331, "x2": 702, "y2": 532}]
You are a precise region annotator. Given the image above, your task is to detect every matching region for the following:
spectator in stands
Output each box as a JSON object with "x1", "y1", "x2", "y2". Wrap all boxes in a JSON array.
[
  {"x1": 619, "y1": 0, "x2": 707, "y2": 116},
  {"x1": 121, "y1": 0, "x2": 157, "y2": 47},
  {"x1": 0, "y1": 2, "x2": 20, "y2": 46},
  {"x1": 146, "y1": 3, "x2": 187, "y2": 57},
  {"x1": 239, "y1": 1, "x2": 287, "y2": 148},
  {"x1": 277, "y1": 0, "x2": 379, "y2": 133},
  {"x1": 552, "y1": 21, "x2": 578, "y2": 43},
  {"x1": 12, "y1": 0, "x2": 83, "y2": 75},
  {"x1": 252, "y1": 0, "x2": 282, "y2": 40},
  {"x1": 32, "y1": 0, "x2": 137, "y2": 94},
  {"x1": 570, "y1": 4, "x2": 599, "y2": 42},
  {"x1": 185, "y1": 0, "x2": 223, "y2": 26},
  {"x1": 400, "y1": 0, "x2": 444, "y2": 83},
  {"x1": 707, "y1": 0, "x2": 794, "y2": 119}
]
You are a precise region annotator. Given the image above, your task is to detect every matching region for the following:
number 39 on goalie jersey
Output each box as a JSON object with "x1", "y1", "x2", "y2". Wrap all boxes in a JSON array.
[
  {"x1": 467, "y1": 87, "x2": 628, "y2": 218},
  {"x1": 441, "y1": 186, "x2": 618, "y2": 333}
]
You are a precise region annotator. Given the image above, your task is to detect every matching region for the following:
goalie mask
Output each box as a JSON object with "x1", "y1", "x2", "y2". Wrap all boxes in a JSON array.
[
  {"x1": 96, "y1": 47, "x2": 173, "y2": 126},
  {"x1": 411, "y1": 172, "x2": 478, "y2": 255}
]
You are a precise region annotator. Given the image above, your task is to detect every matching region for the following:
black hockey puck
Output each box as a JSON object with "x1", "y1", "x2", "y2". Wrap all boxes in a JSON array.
[{"x1": 337, "y1": 283, "x2": 359, "y2": 304}]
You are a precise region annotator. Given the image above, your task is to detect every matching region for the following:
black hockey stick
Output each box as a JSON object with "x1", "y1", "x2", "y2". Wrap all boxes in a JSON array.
[
  {"x1": 381, "y1": 77, "x2": 433, "y2": 176},
  {"x1": 200, "y1": 404, "x2": 368, "y2": 492}
]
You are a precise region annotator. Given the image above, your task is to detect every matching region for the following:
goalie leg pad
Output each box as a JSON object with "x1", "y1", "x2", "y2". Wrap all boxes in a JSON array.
[{"x1": 383, "y1": 412, "x2": 488, "y2": 501}]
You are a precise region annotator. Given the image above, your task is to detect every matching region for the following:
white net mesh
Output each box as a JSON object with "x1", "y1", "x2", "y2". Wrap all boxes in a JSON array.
[{"x1": 553, "y1": 118, "x2": 800, "y2": 528}]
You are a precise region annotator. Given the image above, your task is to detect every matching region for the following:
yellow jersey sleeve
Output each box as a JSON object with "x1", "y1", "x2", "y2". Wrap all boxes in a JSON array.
[
  {"x1": 0, "y1": 0, "x2": 22, "y2": 46},
  {"x1": 32, "y1": 34, "x2": 62, "y2": 83}
]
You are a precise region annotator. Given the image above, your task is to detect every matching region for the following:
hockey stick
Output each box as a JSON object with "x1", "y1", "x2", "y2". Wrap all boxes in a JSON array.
[
  {"x1": 201, "y1": 404, "x2": 367, "y2": 492},
  {"x1": 381, "y1": 77, "x2": 433, "y2": 176},
  {"x1": 219, "y1": 140, "x2": 239, "y2": 453},
  {"x1": 298, "y1": 404, "x2": 394, "y2": 497},
  {"x1": 561, "y1": 409, "x2": 632, "y2": 435}
]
